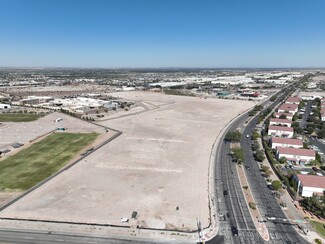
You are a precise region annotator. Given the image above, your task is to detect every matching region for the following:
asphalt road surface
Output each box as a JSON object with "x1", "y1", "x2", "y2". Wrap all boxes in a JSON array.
[
  {"x1": 0, "y1": 228, "x2": 170, "y2": 244},
  {"x1": 242, "y1": 118, "x2": 307, "y2": 244},
  {"x1": 210, "y1": 79, "x2": 308, "y2": 244}
]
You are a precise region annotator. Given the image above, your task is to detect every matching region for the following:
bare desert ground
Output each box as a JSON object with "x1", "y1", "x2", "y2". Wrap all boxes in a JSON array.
[{"x1": 0, "y1": 92, "x2": 255, "y2": 232}]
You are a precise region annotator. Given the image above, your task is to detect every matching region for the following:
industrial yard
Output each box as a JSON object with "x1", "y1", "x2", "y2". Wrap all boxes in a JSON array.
[{"x1": 0, "y1": 92, "x2": 255, "y2": 233}]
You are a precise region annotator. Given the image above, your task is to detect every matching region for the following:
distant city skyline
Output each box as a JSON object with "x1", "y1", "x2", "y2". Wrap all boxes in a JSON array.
[{"x1": 1, "y1": 0, "x2": 325, "y2": 68}]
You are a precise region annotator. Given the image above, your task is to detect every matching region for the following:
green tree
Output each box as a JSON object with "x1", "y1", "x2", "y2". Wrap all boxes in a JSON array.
[
  {"x1": 255, "y1": 149, "x2": 265, "y2": 162},
  {"x1": 295, "y1": 127, "x2": 304, "y2": 134},
  {"x1": 303, "y1": 142, "x2": 309, "y2": 149},
  {"x1": 225, "y1": 131, "x2": 242, "y2": 142},
  {"x1": 248, "y1": 110, "x2": 256, "y2": 116},
  {"x1": 231, "y1": 147, "x2": 244, "y2": 164},
  {"x1": 270, "y1": 95, "x2": 277, "y2": 102},
  {"x1": 261, "y1": 165, "x2": 269, "y2": 172},
  {"x1": 316, "y1": 154, "x2": 323, "y2": 164},
  {"x1": 258, "y1": 115, "x2": 265, "y2": 123},
  {"x1": 306, "y1": 126, "x2": 314, "y2": 134},
  {"x1": 254, "y1": 105, "x2": 263, "y2": 111},
  {"x1": 279, "y1": 114, "x2": 287, "y2": 119},
  {"x1": 292, "y1": 114, "x2": 298, "y2": 121},
  {"x1": 252, "y1": 141, "x2": 260, "y2": 151},
  {"x1": 318, "y1": 129, "x2": 325, "y2": 139},
  {"x1": 272, "y1": 180, "x2": 282, "y2": 191},
  {"x1": 279, "y1": 156, "x2": 287, "y2": 164},
  {"x1": 252, "y1": 130, "x2": 260, "y2": 140}
]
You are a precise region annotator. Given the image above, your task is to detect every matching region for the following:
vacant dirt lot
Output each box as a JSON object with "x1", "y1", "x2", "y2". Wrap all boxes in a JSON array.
[{"x1": 0, "y1": 92, "x2": 254, "y2": 232}]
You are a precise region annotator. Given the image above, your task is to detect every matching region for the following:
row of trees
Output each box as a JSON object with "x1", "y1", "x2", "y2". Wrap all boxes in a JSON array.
[{"x1": 300, "y1": 193, "x2": 325, "y2": 218}]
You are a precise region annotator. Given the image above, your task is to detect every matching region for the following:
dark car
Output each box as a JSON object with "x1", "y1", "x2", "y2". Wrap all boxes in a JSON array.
[
  {"x1": 267, "y1": 184, "x2": 275, "y2": 191},
  {"x1": 312, "y1": 167, "x2": 318, "y2": 172},
  {"x1": 245, "y1": 166, "x2": 250, "y2": 170},
  {"x1": 223, "y1": 190, "x2": 228, "y2": 196},
  {"x1": 231, "y1": 226, "x2": 239, "y2": 236}
]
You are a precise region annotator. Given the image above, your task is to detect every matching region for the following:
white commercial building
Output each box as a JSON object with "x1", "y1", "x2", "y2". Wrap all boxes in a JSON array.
[{"x1": 294, "y1": 174, "x2": 325, "y2": 197}]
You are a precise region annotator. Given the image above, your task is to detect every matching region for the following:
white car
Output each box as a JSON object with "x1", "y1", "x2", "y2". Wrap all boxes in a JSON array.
[{"x1": 246, "y1": 134, "x2": 250, "y2": 138}]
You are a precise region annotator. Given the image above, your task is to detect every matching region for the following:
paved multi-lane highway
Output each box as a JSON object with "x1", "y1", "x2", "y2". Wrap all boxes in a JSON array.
[{"x1": 211, "y1": 79, "x2": 309, "y2": 243}]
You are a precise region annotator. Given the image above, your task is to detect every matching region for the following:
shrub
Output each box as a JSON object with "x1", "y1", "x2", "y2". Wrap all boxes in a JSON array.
[
  {"x1": 315, "y1": 238, "x2": 322, "y2": 244},
  {"x1": 249, "y1": 202, "x2": 256, "y2": 210}
]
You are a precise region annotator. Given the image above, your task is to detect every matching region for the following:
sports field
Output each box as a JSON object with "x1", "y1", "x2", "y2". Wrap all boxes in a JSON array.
[
  {"x1": 0, "y1": 132, "x2": 98, "y2": 190},
  {"x1": 0, "y1": 113, "x2": 46, "y2": 122}
]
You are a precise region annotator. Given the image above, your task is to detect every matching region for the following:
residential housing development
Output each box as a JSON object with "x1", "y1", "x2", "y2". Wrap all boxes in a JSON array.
[
  {"x1": 276, "y1": 147, "x2": 315, "y2": 165},
  {"x1": 268, "y1": 125, "x2": 294, "y2": 138},
  {"x1": 277, "y1": 103, "x2": 299, "y2": 114},
  {"x1": 270, "y1": 137, "x2": 303, "y2": 149},
  {"x1": 294, "y1": 174, "x2": 325, "y2": 197},
  {"x1": 285, "y1": 96, "x2": 301, "y2": 104},
  {"x1": 274, "y1": 112, "x2": 293, "y2": 120},
  {"x1": 269, "y1": 118, "x2": 292, "y2": 127}
]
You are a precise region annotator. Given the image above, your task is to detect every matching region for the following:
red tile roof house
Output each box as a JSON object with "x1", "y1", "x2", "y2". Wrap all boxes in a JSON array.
[
  {"x1": 269, "y1": 118, "x2": 292, "y2": 127},
  {"x1": 274, "y1": 112, "x2": 293, "y2": 120},
  {"x1": 276, "y1": 147, "x2": 315, "y2": 165},
  {"x1": 270, "y1": 137, "x2": 303, "y2": 149},
  {"x1": 293, "y1": 174, "x2": 325, "y2": 197},
  {"x1": 277, "y1": 104, "x2": 299, "y2": 114},
  {"x1": 268, "y1": 125, "x2": 294, "y2": 138},
  {"x1": 321, "y1": 108, "x2": 325, "y2": 114},
  {"x1": 285, "y1": 96, "x2": 302, "y2": 105}
]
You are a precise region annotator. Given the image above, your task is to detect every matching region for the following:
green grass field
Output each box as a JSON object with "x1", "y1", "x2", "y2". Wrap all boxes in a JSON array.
[
  {"x1": 0, "y1": 113, "x2": 46, "y2": 122},
  {"x1": 311, "y1": 221, "x2": 325, "y2": 238},
  {"x1": 0, "y1": 132, "x2": 98, "y2": 190}
]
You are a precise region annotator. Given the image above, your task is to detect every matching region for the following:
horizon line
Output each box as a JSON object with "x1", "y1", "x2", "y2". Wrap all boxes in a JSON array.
[{"x1": 1, "y1": 66, "x2": 325, "y2": 70}]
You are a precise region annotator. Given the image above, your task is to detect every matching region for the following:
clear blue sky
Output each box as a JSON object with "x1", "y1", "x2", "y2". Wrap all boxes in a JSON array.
[{"x1": 0, "y1": 0, "x2": 325, "y2": 68}]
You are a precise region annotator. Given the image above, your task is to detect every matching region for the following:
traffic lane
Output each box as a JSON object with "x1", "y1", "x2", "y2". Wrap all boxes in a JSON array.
[
  {"x1": 220, "y1": 142, "x2": 254, "y2": 230},
  {"x1": 216, "y1": 116, "x2": 262, "y2": 243},
  {"x1": 214, "y1": 81, "x2": 297, "y2": 243},
  {"x1": 241, "y1": 115, "x2": 308, "y2": 243},
  {"x1": 242, "y1": 154, "x2": 307, "y2": 243}
]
